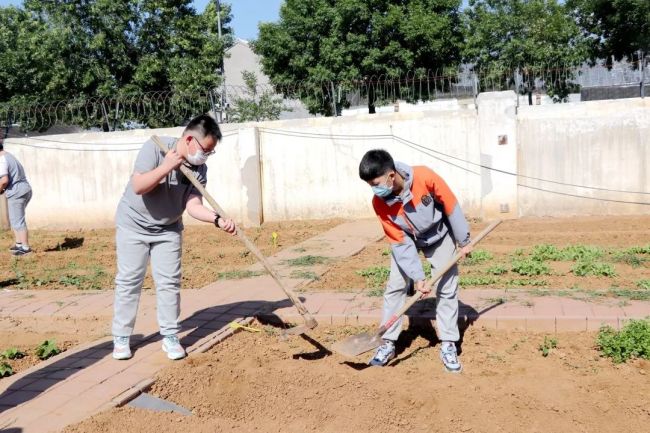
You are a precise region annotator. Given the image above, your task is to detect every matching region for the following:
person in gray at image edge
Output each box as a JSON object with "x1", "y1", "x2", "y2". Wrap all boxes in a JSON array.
[
  {"x1": 0, "y1": 137, "x2": 33, "y2": 256},
  {"x1": 112, "y1": 114, "x2": 236, "y2": 361}
]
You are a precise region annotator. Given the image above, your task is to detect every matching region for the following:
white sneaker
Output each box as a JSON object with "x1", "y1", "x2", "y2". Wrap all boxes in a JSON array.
[
  {"x1": 162, "y1": 335, "x2": 186, "y2": 360},
  {"x1": 112, "y1": 336, "x2": 132, "y2": 360},
  {"x1": 440, "y1": 341, "x2": 462, "y2": 373}
]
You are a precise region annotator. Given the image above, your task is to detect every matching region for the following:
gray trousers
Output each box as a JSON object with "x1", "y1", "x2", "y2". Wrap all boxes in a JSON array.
[
  {"x1": 7, "y1": 190, "x2": 32, "y2": 231},
  {"x1": 112, "y1": 225, "x2": 182, "y2": 337},
  {"x1": 382, "y1": 233, "x2": 459, "y2": 342}
]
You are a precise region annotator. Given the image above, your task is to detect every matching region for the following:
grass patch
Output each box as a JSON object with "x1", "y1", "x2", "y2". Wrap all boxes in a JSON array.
[
  {"x1": 357, "y1": 266, "x2": 390, "y2": 289},
  {"x1": 366, "y1": 287, "x2": 385, "y2": 297},
  {"x1": 217, "y1": 270, "x2": 265, "y2": 280},
  {"x1": 530, "y1": 244, "x2": 563, "y2": 261},
  {"x1": 0, "y1": 362, "x2": 13, "y2": 378},
  {"x1": 35, "y1": 340, "x2": 61, "y2": 360},
  {"x1": 571, "y1": 261, "x2": 616, "y2": 277},
  {"x1": 539, "y1": 336, "x2": 558, "y2": 357},
  {"x1": 486, "y1": 264, "x2": 508, "y2": 275},
  {"x1": 511, "y1": 258, "x2": 550, "y2": 276},
  {"x1": 284, "y1": 255, "x2": 328, "y2": 267},
  {"x1": 609, "y1": 288, "x2": 650, "y2": 301},
  {"x1": 0, "y1": 348, "x2": 26, "y2": 360},
  {"x1": 637, "y1": 279, "x2": 650, "y2": 290},
  {"x1": 611, "y1": 251, "x2": 647, "y2": 268},
  {"x1": 597, "y1": 317, "x2": 650, "y2": 363},
  {"x1": 459, "y1": 275, "x2": 498, "y2": 286},
  {"x1": 290, "y1": 270, "x2": 320, "y2": 281},
  {"x1": 461, "y1": 249, "x2": 493, "y2": 265},
  {"x1": 506, "y1": 278, "x2": 548, "y2": 287}
]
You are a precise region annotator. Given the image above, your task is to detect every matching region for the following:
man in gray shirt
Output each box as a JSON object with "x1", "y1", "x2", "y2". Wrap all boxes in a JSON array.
[
  {"x1": 112, "y1": 115, "x2": 236, "y2": 361},
  {"x1": 0, "y1": 138, "x2": 33, "y2": 256}
]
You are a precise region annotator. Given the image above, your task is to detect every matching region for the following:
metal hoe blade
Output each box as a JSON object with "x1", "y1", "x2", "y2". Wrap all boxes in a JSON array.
[{"x1": 330, "y1": 332, "x2": 383, "y2": 357}]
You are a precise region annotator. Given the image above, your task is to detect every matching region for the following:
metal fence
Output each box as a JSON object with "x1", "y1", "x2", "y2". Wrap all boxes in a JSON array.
[{"x1": 1, "y1": 57, "x2": 648, "y2": 134}]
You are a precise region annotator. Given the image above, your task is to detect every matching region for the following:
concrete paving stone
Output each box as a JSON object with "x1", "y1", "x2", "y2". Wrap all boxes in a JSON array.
[
  {"x1": 559, "y1": 298, "x2": 594, "y2": 317},
  {"x1": 0, "y1": 390, "x2": 40, "y2": 407},
  {"x1": 496, "y1": 317, "x2": 527, "y2": 331},
  {"x1": 531, "y1": 298, "x2": 564, "y2": 316},
  {"x1": 6, "y1": 378, "x2": 38, "y2": 391},
  {"x1": 202, "y1": 320, "x2": 229, "y2": 330},
  {"x1": 587, "y1": 317, "x2": 619, "y2": 331},
  {"x1": 20, "y1": 378, "x2": 61, "y2": 393},
  {"x1": 621, "y1": 302, "x2": 650, "y2": 318},
  {"x1": 525, "y1": 317, "x2": 557, "y2": 332}
]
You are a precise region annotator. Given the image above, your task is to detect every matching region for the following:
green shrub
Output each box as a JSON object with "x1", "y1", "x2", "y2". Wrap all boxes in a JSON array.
[
  {"x1": 531, "y1": 244, "x2": 563, "y2": 261},
  {"x1": 357, "y1": 266, "x2": 390, "y2": 289},
  {"x1": 0, "y1": 348, "x2": 25, "y2": 360},
  {"x1": 461, "y1": 249, "x2": 493, "y2": 265},
  {"x1": 511, "y1": 259, "x2": 550, "y2": 276},
  {"x1": 637, "y1": 280, "x2": 650, "y2": 290},
  {"x1": 486, "y1": 265, "x2": 508, "y2": 275},
  {"x1": 459, "y1": 276, "x2": 498, "y2": 286},
  {"x1": 284, "y1": 255, "x2": 328, "y2": 266},
  {"x1": 35, "y1": 340, "x2": 61, "y2": 360},
  {"x1": 539, "y1": 336, "x2": 558, "y2": 357},
  {"x1": 560, "y1": 245, "x2": 603, "y2": 261},
  {"x1": 571, "y1": 261, "x2": 616, "y2": 277},
  {"x1": 0, "y1": 362, "x2": 13, "y2": 377},
  {"x1": 597, "y1": 318, "x2": 650, "y2": 363}
]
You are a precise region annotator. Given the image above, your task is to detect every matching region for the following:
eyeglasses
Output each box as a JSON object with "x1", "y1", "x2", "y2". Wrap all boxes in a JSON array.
[{"x1": 192, "y1": 136, "x2": 216, "y2": 156}]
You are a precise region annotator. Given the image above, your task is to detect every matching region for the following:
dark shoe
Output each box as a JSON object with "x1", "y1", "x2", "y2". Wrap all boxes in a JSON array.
[
  {"x1": 8, "y1": 243, "x2": 22, "y2": 252},
  {"x1": 11, "y1": 246, "x2": 32, "y2": 256}
]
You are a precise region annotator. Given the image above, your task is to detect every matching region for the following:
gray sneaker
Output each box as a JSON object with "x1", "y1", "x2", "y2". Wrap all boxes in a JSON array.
[
  {"x1": 162, "y1": 334, "x2": 186, "y2": 360},
  {"x1": 440, "y1": 342, "x2": 462, "y2": 373},
  {"x1": 368, "y1": 340, "x2": 395, "y2": 366},
  {"x1": 8, "y1": 243, "x2": 22, "y2": 252},
  {"x1": 112, "y1": 336, "x2": 132, "y2": 360}
]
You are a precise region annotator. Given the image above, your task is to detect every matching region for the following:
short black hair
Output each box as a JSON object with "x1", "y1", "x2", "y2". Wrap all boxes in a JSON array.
[
  {"x1": 359, "y1": 149, "x2": 395, "y2": 181},
  {"x1": 184, "y1": 114, "x2": 222, "y2": 142}
]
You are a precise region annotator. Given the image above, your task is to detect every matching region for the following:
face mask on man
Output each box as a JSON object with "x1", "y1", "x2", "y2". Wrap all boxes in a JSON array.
[
  {"x1": 186, "y1": 137, "x2": 211, "y2": 166},
  {"x1": 186, "y1": 147, "x2": 209, "y2": 166},
  {"x1": 371, "y1": 173, "x2": 394, "y2": 198}
]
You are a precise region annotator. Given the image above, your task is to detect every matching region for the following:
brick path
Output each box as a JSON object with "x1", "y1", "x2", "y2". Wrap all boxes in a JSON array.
[{"x1": 0, "y1": 219, "x2": 649, "y2": 432}]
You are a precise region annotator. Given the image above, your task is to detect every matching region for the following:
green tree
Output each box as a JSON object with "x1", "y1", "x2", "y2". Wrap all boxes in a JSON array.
[
  {"x1": 0, "y1": 0, "x2": 233, "y2": 130},
  {"x1": 228, "y1": 71, "x2": 290, "y2": 122},
  {"x1": 567, "y1": 0, "x2": 650, "y2": 64},
  {"x1": 254, "y1": 0, "x2": 463, "y2": 115},
  {"x1": 462, "y1": 0, "x2": 590, "y2": 104}
]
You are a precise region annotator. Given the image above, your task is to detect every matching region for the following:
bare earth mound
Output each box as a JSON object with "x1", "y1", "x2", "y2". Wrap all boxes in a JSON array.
[{"x1": 65, "y1": 325, "x2": 650, "y2": 433}]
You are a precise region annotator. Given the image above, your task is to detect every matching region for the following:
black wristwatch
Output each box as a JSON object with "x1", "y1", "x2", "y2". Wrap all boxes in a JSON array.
[{"x1": 213, "y1": 213, "x2": 222, "y2": 228}]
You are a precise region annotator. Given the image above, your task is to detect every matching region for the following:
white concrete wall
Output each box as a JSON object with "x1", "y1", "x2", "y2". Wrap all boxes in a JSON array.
[
  {"x1": 3, "y1": 93, "x2": 648, "y2": 229},
  {"x1": 3, "y1": 125, "x2": 246, "y2": 229},
  {"x1": 517, "y1": 98, "x2": 650, "y2": 216},
  {"x1": 256, "y1": 108, "x2": 481, "y2": 222}
]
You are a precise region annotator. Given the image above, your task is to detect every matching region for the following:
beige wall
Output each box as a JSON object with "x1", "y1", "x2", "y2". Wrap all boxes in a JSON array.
[
  {"x1": 3, "y1": 93, "x2": 648, "y2": 229},
  {"x1": 517, "y1": 98, "x2": 650, "y2": 216}
]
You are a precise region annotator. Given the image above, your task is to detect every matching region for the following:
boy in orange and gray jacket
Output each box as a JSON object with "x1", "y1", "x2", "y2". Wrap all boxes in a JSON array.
[{"x1": 359, "y1": 149, "x2": 472, "y2": 372}]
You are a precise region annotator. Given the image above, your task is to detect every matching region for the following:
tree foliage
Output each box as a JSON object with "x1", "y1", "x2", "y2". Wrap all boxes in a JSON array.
[
  {"x1": 228, "y1": 71, "x2": 290, "y2": 122},
  {"x1": 0, "y1": 0, "x2": 233, "y2": 129},
  {"x1": 253, "y1": 0, "x2": 463, "y2": 115},
  {"x1": 462, "y1": 0, "x2": 590, "y2": 103},
  {"x1": 567, "y1": 0, "x2": 650, "y2": 64}
]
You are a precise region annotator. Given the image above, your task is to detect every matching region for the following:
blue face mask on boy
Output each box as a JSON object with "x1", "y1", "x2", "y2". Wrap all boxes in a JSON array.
[{"x1": 371, "y1": 173, "x2": 394, "y2": 197}]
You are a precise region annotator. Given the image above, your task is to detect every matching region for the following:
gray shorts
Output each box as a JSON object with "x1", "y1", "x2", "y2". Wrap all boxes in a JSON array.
[{"x1": 7, "y1": 190, "x2": 32, "y2": 230}]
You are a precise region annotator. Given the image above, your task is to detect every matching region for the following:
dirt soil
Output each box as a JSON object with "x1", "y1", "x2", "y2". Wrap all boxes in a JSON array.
[
  {"x1": 306, "y1": 216, "x2": 650, "y2": 292},
  {"x1": 0, "y1": 316, "x2": 108, "y2": 376},
  {"x1": 0, "y1": 219, "x2": 341, "y2": 291},
  {"x1": 65, "y1": 324, "x2": 650, "y2": 433}
]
